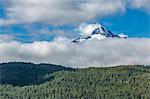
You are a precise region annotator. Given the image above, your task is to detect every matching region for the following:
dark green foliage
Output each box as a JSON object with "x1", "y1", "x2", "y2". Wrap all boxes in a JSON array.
[
  {"x1": 0, "y1": 62, "x2": 74, "y2": 86},
  {"x1": 0, "y1": 63, "x2": 150, "y2": 99}
]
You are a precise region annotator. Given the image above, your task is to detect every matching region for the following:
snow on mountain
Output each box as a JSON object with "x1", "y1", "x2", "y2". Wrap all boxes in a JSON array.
[
  {"x1": 78, "y1": 23, "x2": 104, "y2": 36},
  {"x1": 72, "y1": 23, "x2": 128, "y2": 43},
  {"x1": 118, "y1": 33, "x2": 128, "y2": 38}
]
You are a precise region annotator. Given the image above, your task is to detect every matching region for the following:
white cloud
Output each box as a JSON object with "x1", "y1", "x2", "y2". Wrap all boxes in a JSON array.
[
  {"x1": 0, "y1": 19, "x2": 18, "y2": 26},
  {"x1": 129, "y1": 0, "x2": 150, "y2": 13},
  {"x1": 0, "y1": 0, "x2": 149, "y2": 25},
  {"x1": 78, "y1": 23, "x2": 103, "y2": 36},
  {"x1": 0, "y1": 34, "x2": 14, "y2": 43},
  {"x1": 4, "y1": 0, "x2": 125, "y2": 25},
  {"x1": 0, "y1": 38, "x2": 150, "y2": 68}
]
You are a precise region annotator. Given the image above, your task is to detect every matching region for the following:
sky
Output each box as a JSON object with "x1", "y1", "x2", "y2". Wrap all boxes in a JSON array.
[
  {"x1": 0, "y1": 0, "x2": 150, "y2": 67},
  {"x1": 0, "y1": 0, "x2": 150, "y2": 42}
]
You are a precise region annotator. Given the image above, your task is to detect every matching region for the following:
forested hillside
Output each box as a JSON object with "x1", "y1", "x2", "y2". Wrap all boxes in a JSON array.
[
  {"x1": 0, "y1": 63, "x2": 150, "y2": 99},
  {"x1": 0, "y1": 62, "x2": 74, "y2": 86}
]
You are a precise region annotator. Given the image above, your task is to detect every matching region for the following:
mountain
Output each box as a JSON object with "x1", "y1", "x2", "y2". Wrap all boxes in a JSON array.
[
  {"x1": 72, "y1": 24, "x2": 128, "y2": 43},
  {"x1": 0, "y1": 62, "x2": 150, "y2": 99}
]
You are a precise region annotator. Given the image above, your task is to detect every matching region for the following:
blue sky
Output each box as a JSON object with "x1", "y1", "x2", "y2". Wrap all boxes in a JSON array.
[
  {"x1": 0, "y1": 0, "x2": 150, "y2": 42},
  {"x1": 101, "y1": 9, "x2": 150, "y2": 38}
]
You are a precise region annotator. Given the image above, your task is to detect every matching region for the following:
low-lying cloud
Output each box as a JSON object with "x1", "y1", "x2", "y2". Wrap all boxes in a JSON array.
[{"x1": 0, "y1": 38, "x2": 149, "y2": 68}]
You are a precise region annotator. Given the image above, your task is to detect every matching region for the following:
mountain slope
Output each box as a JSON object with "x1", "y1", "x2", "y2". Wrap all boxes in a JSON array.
[
  {"x1": 0, "y1": 62, "x2": 74, "y2": 86},
  {"x1": 0, "y1": 63, "x2": 149, "y2": 99}
]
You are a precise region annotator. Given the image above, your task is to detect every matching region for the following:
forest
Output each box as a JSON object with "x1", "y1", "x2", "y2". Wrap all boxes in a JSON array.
[{"x1": 0, "y1": 62, "x2": 150, "y2": 99}]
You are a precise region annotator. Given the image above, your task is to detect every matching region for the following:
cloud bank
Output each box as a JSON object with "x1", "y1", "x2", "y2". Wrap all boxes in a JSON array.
[
  {"x1": 0, "y1": 38, "x2": 149, "y2": 68},
  {"x1": 0, "y1": 34, "x2": 14, "y2": 43}
]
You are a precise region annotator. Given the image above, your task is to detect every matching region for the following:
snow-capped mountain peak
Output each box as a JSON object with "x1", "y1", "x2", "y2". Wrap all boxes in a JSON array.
[
  {"x1": 72, "y1": 23, "x2": 128, "y2": 43},
  {"x1": 79, "y1": 23, "x2": 105, "y2": 36}
]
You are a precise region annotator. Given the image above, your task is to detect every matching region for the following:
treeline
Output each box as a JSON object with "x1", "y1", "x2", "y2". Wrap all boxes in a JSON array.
[{"x1": 0, "y1": 63, "x2": 150, "y2": 99}]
